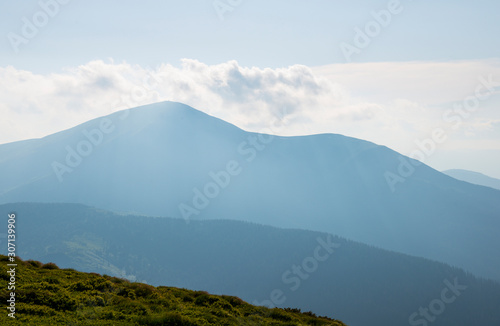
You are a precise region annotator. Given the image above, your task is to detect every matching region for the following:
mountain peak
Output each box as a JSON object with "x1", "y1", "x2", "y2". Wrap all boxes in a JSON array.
[{"x1": 119, "y1": 101, "x2": 211, "y2": 120}]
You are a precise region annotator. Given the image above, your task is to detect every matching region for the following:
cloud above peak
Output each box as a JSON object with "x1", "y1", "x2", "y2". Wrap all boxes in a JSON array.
[{"x1": 154, "y1": 59, "x2": 347, "y2": 126}]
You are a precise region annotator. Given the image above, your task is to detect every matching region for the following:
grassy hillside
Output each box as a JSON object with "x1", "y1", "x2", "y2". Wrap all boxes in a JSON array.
[{"x1": 0, "y1": 255, "x2": 346, "y2": 325}]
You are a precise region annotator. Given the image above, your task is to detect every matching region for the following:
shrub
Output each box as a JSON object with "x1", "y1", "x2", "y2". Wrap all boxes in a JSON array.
[
  {"x1": 0, "y1": 289, "x2": 10, "y2": 301},
  {"x1": 118, "y1": 287, "x2": 136, "y2": 300},
  {"x1": 137, "y1": 312, "x2": 200, "y2": 326},
  {"x1": 303, "y1": 311, "x2": 318, "y2": 318},
  {"x1": 92, "y1": 279, "x2": 113, "y2": 291},
  {"x1": 181, "y1": 293, "x2": 194, "y2": 303},
  {"x1": 71, "y1": 281, "x2": 94, "y2": 292},
  {"x1": 269, "y1": 308, "x2": 292, "y2": 322},
  {"x1": 130, "y1": 282, "x2": 156, "y2": 298},
  {"x1": 194, "y1": 293, "x2": 217, "y2": 306},
  {"x1": 85, "y1": 296, "x2": 106, "y2": 307},
  {"x1": 100, "y1": 310, "x2": 126, "y2": 320},
  {"x1": 27, "y1": 260, "x2": 43, "y2": 268},
  {"x1": 222, "y1": 295, "x2": 245, "y2": 307},
  {"x1": 44, "y1": 277, "x2": 60, "y2": 284},
  {"x1": 112, "y1": 296, "x2": 148, "y2": 315},
  {"x1": 41, "y1": 262, "x2": 59, "y2": 270},
  {"x1": 17, "y1": 286, "x2": 77, "y2": 312},
  {"x1": 284, "y1": 307, "x2": 301, "y2": 314},
  {"x1": 17, "y1": 303, "x2": 56, "y2": 316}
]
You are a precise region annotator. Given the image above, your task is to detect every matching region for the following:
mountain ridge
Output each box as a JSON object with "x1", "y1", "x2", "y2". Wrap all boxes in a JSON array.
[{"x1": 1, "y1": 101, "x2": 499, "y2": 282}]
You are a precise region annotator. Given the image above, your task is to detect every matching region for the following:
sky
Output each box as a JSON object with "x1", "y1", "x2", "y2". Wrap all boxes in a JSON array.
[{"x1": 1, "y1": 0, "x2": 500, "y2": 178}]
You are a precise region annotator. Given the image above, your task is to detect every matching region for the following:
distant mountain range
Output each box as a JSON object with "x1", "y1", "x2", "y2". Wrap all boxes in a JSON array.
[
  {"x1": 0, "y1": 101, "x2": 499, "y2": 282},
  {"x1": 443, "y1": 169, "x2": 500, "y2": 191},
  {"x1": 2, "y1": 203, "x2": 500, "y2": 326}
]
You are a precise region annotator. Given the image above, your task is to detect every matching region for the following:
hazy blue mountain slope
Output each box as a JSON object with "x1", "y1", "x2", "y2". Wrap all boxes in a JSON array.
[
  {"x1": 443, "y1": 169, "x2": 500, "y2": 190},
  {"x1": 0, "y1": 102, "x2": 499, "y2": 281},
  {"x1": 2, "y1": 203, "x2": 500, "y2": 326}
]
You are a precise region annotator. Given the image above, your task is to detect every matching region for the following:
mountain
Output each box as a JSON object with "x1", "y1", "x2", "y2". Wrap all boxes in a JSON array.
[
  {"x1": 0, "y1": 101, "x2": 499, "y2": 282},
  {"x1": 2, "y1": 203, "x2": 500, "y2": 326},
  {"x1": 0, "y1": 255, "x2": 345, "y2": 326},
  {"x1": 442, "y1": 169, "x2": 500, "y2": 191}
]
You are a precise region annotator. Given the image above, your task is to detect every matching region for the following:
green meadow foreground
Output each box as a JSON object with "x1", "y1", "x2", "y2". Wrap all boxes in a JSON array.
[{"x1": 0, "y1": 256, "x2": 346, "y2": 325}]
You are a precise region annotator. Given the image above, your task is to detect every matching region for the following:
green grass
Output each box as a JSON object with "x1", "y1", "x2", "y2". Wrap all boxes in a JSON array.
[{"x1": 0, "y1": 256, "x2": 346, "y2": 325}]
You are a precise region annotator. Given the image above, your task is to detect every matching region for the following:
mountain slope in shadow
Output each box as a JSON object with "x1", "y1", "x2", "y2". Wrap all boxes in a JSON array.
[{"x1": 2, "y1": 203, "x2": 499, "y2": 326}]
